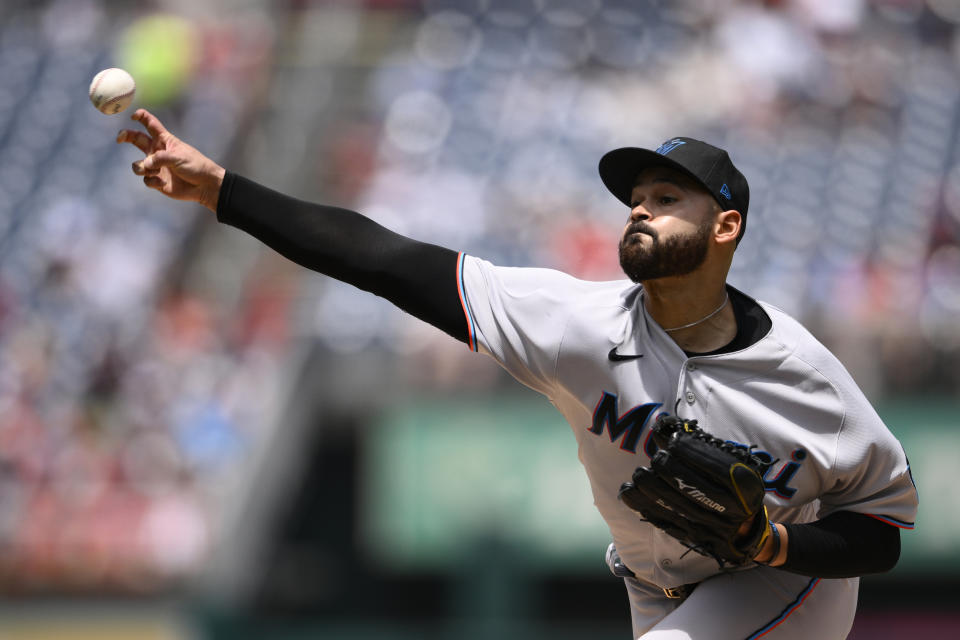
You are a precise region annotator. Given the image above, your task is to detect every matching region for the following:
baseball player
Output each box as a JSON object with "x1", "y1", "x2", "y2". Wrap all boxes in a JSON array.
[{"x1": 118, "y1": 110, "x2": 918, "y2": 639}]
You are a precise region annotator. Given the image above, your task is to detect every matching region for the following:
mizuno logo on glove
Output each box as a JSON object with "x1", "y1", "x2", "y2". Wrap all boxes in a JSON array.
[{"x1": 675, "y1": 477, "x2": 726, "y2": 512}]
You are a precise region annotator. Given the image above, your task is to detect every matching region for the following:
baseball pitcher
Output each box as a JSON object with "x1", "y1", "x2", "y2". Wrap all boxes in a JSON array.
[{"x1": 118, "y1": 110, "x2": 918, "y2": 639}]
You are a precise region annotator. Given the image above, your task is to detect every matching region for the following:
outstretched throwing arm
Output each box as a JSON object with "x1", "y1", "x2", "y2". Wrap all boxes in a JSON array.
[{"x1": 117, "y1": 109, "x2": 468, "y2": 342}]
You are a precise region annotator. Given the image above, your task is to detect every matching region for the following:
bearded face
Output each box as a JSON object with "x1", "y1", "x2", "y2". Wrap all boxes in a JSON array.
[{"x1": 618, "y1": 218, "x2": 713, "y2": 283}]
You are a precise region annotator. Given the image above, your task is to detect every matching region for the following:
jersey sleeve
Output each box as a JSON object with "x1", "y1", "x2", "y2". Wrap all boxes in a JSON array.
[
  {"x1": 817, "y1": 404, "x2": 918, "y2": 530},
  {"x1": 458, "y1": 254, "x2": 585, "y2": 397}
]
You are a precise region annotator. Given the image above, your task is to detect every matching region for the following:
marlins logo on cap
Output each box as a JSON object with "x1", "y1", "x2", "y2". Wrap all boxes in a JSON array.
[
  {"x1": 656, "y1": 139, "x2": 687, "y2": 156},
  {"x1": 598, "y1": 137, "x2": 751, "y2": 242}
]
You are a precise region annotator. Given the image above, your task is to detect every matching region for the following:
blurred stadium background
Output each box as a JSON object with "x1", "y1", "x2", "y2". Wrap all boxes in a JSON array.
[{"x1": 1, "y1": 0, "x2": 959, "y2": 637}]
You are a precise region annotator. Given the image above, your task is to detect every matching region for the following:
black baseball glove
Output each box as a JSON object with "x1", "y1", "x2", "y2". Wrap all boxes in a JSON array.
[{"x1": 618, "y1": 414, "x2": 773, "y2": 567}]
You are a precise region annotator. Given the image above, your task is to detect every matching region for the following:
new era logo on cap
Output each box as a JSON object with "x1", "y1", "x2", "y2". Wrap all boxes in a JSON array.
[{"x1": 720, "y1": 184, "x2": 731, "y2": 200}]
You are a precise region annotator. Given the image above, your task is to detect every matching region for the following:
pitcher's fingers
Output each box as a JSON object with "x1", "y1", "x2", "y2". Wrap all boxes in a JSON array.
[
  {"x1": 117, "y1": 129, "x2": 153, "y2": 154},
  {"x1": 132, "y1": 158, "x2": 161, "y2": 176},
  {"x1": 142, "y1": 150, "x2": 180, "y2": 172},
  {"x1": 132, "y1": 109, "x2": 171, "y2": 140},
  {"x1": 143, "y1": 175, "x2": 165, "y2": 190}
]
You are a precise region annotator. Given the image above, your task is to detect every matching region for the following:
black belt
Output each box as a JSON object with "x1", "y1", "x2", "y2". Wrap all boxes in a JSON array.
[
  {"x1": 612, "y1": 556, "x2": 698, "y2": 600},
  {"x1": 662, "y1": 583, "x2": 698, "y2": 599}
]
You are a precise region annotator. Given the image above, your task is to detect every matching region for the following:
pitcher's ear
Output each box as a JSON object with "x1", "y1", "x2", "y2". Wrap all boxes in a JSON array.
[{"x1": 715, "y1": 209, "x2": 742, "y2": 246}]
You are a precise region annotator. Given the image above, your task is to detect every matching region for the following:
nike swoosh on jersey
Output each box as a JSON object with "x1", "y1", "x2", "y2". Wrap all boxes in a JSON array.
[{"x1": 608, "y1": 347, "x2": 643, "y2": 362}]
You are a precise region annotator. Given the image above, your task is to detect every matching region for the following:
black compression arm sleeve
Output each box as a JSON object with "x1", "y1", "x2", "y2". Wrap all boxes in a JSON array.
[
  {"x1": 216, "y1": 172, "x2": 468, "y2": 343},
  {"x1": 780, "y1": 511, "x2": 901, "y2": 578}
]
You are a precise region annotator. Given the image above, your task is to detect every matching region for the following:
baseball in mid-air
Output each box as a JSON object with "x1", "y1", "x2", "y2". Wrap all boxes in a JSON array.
[{"x1": 89, "y1": 68, "x2": 136, "y2": 115}]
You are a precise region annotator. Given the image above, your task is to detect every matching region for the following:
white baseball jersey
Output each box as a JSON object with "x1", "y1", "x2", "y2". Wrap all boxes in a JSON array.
[{"x1": 457, "y1": 254, "x2": 918, "y2": 589}]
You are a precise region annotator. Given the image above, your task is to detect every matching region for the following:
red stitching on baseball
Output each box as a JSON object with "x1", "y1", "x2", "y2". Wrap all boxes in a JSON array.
[
  {"x1": 103, "y1": 89, "x2": 135, "y2": 106},
  {"x1": 89, "y1": 71, "x2": 106, "y2": 100}
]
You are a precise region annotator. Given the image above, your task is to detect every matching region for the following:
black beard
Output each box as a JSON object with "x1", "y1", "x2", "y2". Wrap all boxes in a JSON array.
[{"x1": 618, "y1": 221, "x2": 712, "y2": 283}]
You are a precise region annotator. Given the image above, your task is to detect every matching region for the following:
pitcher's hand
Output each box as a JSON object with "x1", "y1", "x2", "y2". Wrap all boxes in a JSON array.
[{"x1": 117, "y1": 109, "x2": 226, "y2": 212}]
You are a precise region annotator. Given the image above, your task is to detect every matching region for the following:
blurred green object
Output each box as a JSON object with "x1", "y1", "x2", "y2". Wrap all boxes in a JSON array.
[
  {"x1": 363, "y1": 395, "x2": 610, "y2": 572},
  {"x1": 879, "y1": 400, "x2": 960, "y2": 577},
  {"x1": 117, "y1": 13, "x2": 197, "y2": 106},
  {"x1": 363, "y1": 395, "x2": 959, "y2": 576}
]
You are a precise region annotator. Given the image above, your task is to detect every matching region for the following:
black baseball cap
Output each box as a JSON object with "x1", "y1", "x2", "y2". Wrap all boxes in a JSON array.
[{"x1": 599, "y1": 137, "x2": 750, "y2": 241}]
